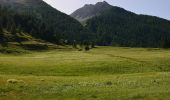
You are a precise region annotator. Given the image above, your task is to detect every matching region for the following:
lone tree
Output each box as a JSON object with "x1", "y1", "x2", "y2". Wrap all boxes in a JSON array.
[
  {"x1": 0, "y1": 22, "x2": 2, "y2": 34},
  {"x1": 84, "y1": 45, "x2": 90, "y2": 51},
  {"x1": 91, "y1": 42, "x2": 95, "y2": 48},
  {"x1": 162, "y1": 38, "x2": 170, "y2": 48},
  {"x1": 72, "y1": 40, "x2": 77, "y2": 48},
  {"x1": 0, "y1": 24, "x2": 7, "y2": 47},
  {"x1": 83, "y1": 40, "x2": 90, "y2": 51},
  {"x1": 10, "y1": 23, "x2": 17, "y2": 35}
]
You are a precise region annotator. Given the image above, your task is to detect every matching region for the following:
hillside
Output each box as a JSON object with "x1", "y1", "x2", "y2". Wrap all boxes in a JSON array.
[
  {"x1": 0, "y1": 0, "x2": 85, "y2": 44},
  {"x1": 0, "y1": 6, "x2": 70, "y2": 52},
  {"x1": 71, "y1": 1, "x2": 170, "y2": 47}
]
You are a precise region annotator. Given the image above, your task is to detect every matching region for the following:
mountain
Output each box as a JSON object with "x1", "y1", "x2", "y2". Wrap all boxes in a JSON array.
[
  {"x1": 71, "y1": 1, "x2": 112, "y2": 23},
  {"x1": 71, "y1": 1, "x2": 170, "y2": 47},
  {"x1": 1, "y1": 0, "x2": 170, "y2": 48},
  {"x1": 0, "y1": 6, "x2": 60, "y2": 51},
  {"x1": 0, "y1": 0, "x2": 85, "y2": 44}
]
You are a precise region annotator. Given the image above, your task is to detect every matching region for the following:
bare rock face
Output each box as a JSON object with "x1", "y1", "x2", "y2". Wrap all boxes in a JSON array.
[{"x1": 71, "y1": 1, "x2": 112, "y2": 22}]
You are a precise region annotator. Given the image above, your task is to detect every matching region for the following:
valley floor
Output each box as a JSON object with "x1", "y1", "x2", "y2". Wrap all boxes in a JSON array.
[{"x1": 0, "y1": 47, "x2": 170, "y2": 100}]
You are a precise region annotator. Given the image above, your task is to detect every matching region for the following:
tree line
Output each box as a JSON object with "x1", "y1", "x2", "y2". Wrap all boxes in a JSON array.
[
  {"x1": 85, "y1": 7, "x2": 170, "y2": 48},
  {"x1": 0, "y1": 6, "x2": 94, "y2": 48},
  {"x1": 1, "y1": 5, "x2": 170, "y2": 48}
]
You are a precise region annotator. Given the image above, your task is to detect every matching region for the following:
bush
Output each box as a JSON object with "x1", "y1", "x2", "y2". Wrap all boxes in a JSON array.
[
  {"x1": 105, "y1": 81, "x2": 112, "y2": 86},
  {"x1": 85, "y1": 45, "x2": 90, "y2": 51},
  {"x1": 0, "y1": 47, "x2": 28, "y2": 54},
  {"x1": 22, "y1": 43, "x2": 48, "y2": 50}
]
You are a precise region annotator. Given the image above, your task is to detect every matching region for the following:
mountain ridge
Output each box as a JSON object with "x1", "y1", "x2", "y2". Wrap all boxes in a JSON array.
[
  {"x1": 71, "y1": 1, "x2": 112, "y2": 22},
  {"x1": 71, "y1": 1, "x2": 170, "y2": 47}
]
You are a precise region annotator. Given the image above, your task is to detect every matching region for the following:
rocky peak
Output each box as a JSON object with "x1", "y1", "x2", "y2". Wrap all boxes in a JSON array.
[{"x1": 70, "y1": 1, "x2": 112, "y2": 22}]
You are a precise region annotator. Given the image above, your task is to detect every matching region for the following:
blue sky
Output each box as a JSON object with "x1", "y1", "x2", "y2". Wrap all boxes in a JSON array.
[{"x1": 43, "y1": 0, "x2": 170, "y2": 20}]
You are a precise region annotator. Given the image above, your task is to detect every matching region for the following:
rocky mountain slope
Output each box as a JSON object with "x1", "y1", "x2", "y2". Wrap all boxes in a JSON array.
[
  {"x1": 71, "y1": 1, "x2": 170, "y2": 47},
  {"x1": 71, "y1": 1, "x2": 112, "y2": 22}
]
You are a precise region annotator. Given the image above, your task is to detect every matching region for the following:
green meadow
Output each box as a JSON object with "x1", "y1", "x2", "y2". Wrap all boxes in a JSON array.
[{"x1": 0, "y1": 47, "x2": 170, "y2": 100}]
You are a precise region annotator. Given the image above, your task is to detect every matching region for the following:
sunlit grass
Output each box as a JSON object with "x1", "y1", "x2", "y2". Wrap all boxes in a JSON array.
[{"x1": 0, "y1": 46, "x2": 170, "y2": 99}]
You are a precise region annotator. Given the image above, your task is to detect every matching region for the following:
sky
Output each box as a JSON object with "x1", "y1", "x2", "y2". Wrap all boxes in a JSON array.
[{"x1": 43, "y1": 0, "x2": 170, "y2": 20}]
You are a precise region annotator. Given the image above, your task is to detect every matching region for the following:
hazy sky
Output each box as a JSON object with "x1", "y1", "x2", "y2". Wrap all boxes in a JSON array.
[{"x1": 43, "y1": 0, "x2": 170, "y2": 20}]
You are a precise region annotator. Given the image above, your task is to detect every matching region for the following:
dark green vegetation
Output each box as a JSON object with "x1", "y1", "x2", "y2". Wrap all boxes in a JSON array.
[
  {"x1": 1, "y1": 0, "x2": 170, "y2": 49},
  {"x1": 0, "y1": 0, "x2": 95, "y2": 53},
  {"x1": 85, "y1": 7, "x2": 170, "y2": 47},
  {"x1": 0, "y1": 47, "x2": 170, "y2": 99},
  {"x1": 0, "y1": 0, "x2": 91, "y2": 45},
  {"x1": 71, "y1": 1, "x2": 170, "y2": 48},
  {"x1": 0, "y1": 7, "x2": 40, "y2": 47}
]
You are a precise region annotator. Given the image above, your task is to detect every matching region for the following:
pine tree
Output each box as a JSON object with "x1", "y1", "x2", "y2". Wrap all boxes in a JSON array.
[
  {"x1": 0, "y1": 20, "x2": 4, "y2": 43},
  {"x1": 91, "y1": 42, "x2": 95, "y2": 48},
  {"x1": 72, "y1": 40, "x2": 77, "y2": 48},
  {"x1": 0, "y1": 21, "x2": 3, "y2": 34},
  {"x1": 10, "y1": 23, "x2": 17, "y2": 35},
  {"x1": 0, "y1": 22, "x2": 7, "y2": 47},
  {"x1": 162, "y1": 38, "x2": 170, "y2": 48}
]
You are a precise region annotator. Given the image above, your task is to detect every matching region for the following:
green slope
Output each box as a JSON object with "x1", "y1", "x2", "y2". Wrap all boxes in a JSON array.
[
  {"x1": 85, "y1": 6, "x2": 170, "y2": 47},
  {"x1": 71, "y1": 1, "x2": 170, "y2": 47},
  {"x1": 0, "y1": 0, "x2": 85, "y2": 43}
]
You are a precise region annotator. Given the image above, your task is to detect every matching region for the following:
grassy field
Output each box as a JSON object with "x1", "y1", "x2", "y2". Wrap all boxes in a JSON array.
[{"x1": 0, "y1": 47, "x2": 170, "y2": 100}]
